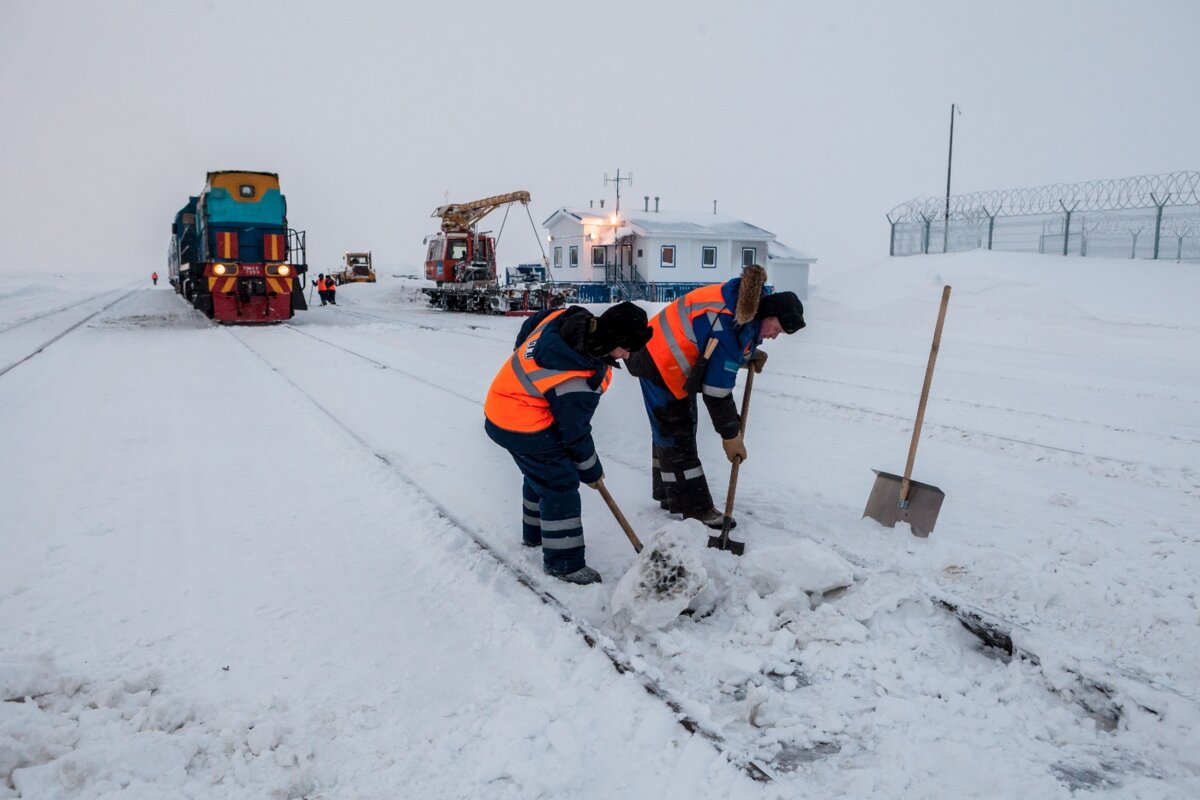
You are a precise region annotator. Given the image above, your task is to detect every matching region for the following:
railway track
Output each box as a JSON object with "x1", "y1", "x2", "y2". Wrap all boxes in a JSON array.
[
  {"x1": 0, "y1": 289, "x2": 136, "y2": 379},
  {"x1": 229, "y1": 327, "x2": 782, "y2": 782},
  {"x1": 229, "y1": 323, "x2": 1189, "y2": 792}
]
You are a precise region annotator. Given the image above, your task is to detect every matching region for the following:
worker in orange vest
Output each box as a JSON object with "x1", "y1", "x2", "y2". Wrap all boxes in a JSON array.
[
  {"x1": 315, "y1": 274, "x2": 328, "y2": 305},
  {"x1": 485, "y1": 302, "x2": 652, "y2": 585},
  {"x1": 625, "y1": 266, "x2": 805, "y2": 530},
  {"x1": 151, "y1": 271, "x2": 158, "y2": 286},
  {"x1": 326, "y1": 275, "x2": 337, "y2": 305}
]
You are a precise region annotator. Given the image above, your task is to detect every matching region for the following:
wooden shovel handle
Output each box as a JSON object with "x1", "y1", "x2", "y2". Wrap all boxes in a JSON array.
[
  {"x1": 719, "y1": 366, "x2": 756, "y2": 537},
  {"x1": 901, "y1": 285, "x2": 951, "y2": 501},
  {"x1": 595, "y1": 478, "x2": 643, "y2": 553}
]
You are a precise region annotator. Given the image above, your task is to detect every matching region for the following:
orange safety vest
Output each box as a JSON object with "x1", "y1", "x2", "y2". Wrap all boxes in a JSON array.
[
  {"x1": 316, "y1": 278, "x2": 326, "y2": 291},
  {"x1": 642, "y1": 283, "x2": 730, "y2": 398},
  {"x1": 484, "y1": 310, "x2": 612, "y2": 433}
]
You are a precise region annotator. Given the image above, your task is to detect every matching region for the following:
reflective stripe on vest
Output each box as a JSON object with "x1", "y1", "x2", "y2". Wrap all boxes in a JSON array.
[
  {"x1": 484, "y1": 310, "x2": 612, "y2": 433},
  {"x1": 643, "y1": 283, "x2": 728, "y2": 398}
]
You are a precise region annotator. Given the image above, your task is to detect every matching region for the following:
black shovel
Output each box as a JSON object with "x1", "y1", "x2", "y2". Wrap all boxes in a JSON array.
[
  {"x1": 708, "y1": 367, "x2": 756, "y2": 555},
  {"x1": 863, "y1": 285, "x2": 951, "y2": 538}
]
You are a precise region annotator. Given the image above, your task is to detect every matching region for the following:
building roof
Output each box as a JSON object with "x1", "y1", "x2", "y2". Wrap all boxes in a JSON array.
[
  {"x1": 768, "y1": 239, "x2": 816, "y2": 262},
  {"x1": 545, "y1": 207, "x2": 775, "y2": 240}
]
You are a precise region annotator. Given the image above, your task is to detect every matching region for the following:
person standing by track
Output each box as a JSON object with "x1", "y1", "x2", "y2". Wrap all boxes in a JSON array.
[
  {"x1": 485, "y1": 302, "x2": 652, "y2": 585},
  {"x1": 625, "y1": 266, "x2": 806, "y2": 530}
]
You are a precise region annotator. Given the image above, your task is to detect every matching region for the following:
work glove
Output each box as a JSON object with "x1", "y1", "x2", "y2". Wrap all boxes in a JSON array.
[
  {"x1": 746, "y1": 350, "x2": 768, "y2": 373},
  {"x1": 721, "y1": 434, "x2": 747, "y2": 464}
]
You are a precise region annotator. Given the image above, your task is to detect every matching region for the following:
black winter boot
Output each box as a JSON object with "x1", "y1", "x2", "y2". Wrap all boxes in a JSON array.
[{"x1": 548, "y1": 565, "x2": 603, "y2": 585}]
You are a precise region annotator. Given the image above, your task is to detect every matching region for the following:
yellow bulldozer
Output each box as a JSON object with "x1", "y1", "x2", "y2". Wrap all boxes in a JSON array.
[{"x1": 333, "y1": 251, "x2": 375, "y2": 284}]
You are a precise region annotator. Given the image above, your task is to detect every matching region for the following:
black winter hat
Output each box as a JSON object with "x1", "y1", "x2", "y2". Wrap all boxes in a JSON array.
[
  {"x1": 756, "y1": 291, "x2": 806, "y2": 333},
  {"x1": 586, "y1": 302, "x2": 653, "y2": 357}
]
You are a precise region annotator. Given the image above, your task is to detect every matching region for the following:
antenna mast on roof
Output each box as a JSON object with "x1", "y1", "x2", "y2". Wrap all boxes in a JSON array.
[{"x1": 604, "y1": 169, "x2": 633, "y2": 216}]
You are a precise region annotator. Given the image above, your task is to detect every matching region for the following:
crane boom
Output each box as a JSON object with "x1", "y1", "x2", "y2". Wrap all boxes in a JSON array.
[{"x1": 432, "y1": 190, "x2": 532, "y2": 233}]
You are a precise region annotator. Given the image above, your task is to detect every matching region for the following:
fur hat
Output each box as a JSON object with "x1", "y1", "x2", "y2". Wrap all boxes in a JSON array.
[
  {"x1": 735, "y1": 265, "x2": 768, "y2": 325},
  {"x1": 586, "y1": 302, "x2": 653, "y2": 357},
  {"x1": 755, "y1": 291, "x2": 805, "y2": 333}
]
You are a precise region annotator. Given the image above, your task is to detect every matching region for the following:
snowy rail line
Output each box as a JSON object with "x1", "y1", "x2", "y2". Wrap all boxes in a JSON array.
[
  {"x1": 227, "y1": 327, "x2": 782, "y2": 782},
  {"x1": 237, "y1": 318, "x2": 1192, "y2": 793},
  {"x1": 0, "y1": 289, "x2": 136, "y2": 379}
]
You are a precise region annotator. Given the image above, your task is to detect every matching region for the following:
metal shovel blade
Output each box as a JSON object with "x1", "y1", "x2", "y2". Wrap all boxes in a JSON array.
[{"x1": 862, "y1": 469, "x2": 945, "y2": 538}]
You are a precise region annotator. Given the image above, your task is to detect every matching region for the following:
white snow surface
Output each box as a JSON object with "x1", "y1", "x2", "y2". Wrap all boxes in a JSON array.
[{"x1": 1, "y1": 251, "x2": 1198, "y2": 798}]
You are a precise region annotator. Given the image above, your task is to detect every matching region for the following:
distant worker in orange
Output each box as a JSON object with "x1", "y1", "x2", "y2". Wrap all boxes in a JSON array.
[
  {"x1": 151, "y1": 271, "x2": 158, "y2": 286},
  {"x1": 315, "y1": 274, "x2": 328, "y2": 306},
  {"x1": 327, "y1": 275, "x2": 337, "y2": 305},
  {"x1": 485, "y1": 302, "x2": 653, "y2": 585}
]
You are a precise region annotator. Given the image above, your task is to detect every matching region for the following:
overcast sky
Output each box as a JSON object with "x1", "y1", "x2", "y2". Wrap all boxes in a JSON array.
[{"x1": 3, "y1": 0, "x2": 1198, "y2": 275}]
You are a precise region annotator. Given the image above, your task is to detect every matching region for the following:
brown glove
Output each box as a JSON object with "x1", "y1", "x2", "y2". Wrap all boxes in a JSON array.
[
  {"x1": 722, "y1": 434, "x2": 747, "y2": 464},
  {"x1": 746, "y1": 350, "x2": 768, "y2": 373}
]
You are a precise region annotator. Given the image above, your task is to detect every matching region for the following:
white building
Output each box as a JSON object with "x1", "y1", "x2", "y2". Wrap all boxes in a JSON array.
[{"x1": 541, "y1": 204, "x2": 815, "y2": 302}]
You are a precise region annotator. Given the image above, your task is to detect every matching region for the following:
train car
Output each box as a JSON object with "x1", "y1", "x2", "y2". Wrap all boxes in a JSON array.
[{"x1": 169, "y1": 171, "x2": 308, "y2": 323}]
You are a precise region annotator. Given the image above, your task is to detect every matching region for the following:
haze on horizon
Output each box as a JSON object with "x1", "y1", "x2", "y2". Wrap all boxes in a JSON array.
[{"x1": 2, "y1": 0, "x2": 1197, "y2": 276}]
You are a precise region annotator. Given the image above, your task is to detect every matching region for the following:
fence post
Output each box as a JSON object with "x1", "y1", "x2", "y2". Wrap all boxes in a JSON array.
[
  {"x1": 887, "y1": 214, "x2": 896, "y2": 256},
  {"x1": 1059, "y1": 200, "x2": 1079, "y2": 256},
  {"x1": 982, "y1": 205, "x2": 999, "y2": 250},
  {"x1": 1130, "y1": 230, "x2": 1139, "y2": 259},
  {"x1": 1178, "y1": 235, "x2": 1185, "y2": 262},
  {"x1": 920, "y1": 214, "x2": 932, "y2": 254},
  {"x1": 1150, "y1": 192, "x2": 1169, "y2": 259}
]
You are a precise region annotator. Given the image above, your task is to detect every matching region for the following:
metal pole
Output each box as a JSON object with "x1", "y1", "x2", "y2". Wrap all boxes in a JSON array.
[
  {"x1": 887, "y1": 214, "x2": 896, "y2": 256},
  {"x1": 943, "y1": 103, "x2": 956, "y2": 254},
  {"x1": 1151, "y1": 192, "x2": 1167, "y2": 260},
  {"x1": 1059, "y1": 200, "x2": 1078, "y2": 256}
]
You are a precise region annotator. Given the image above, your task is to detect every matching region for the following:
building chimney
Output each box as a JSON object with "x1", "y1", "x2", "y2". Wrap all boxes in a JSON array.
[
  {"x1": 654, "y1": 196, "x2": 660, "y2": 213},
  {"x1": 713, "y1": 200, "x2": 717, "y2": 215},
  {"x1": 600, "y1": 199, "x2": 605, "y2": 209},
  {"x1": 644, "y1": 195, "x2": 649, "y2": 212}
]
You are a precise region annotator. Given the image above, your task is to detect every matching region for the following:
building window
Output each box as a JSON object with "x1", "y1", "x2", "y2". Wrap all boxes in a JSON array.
[
  {"x1": 553, "y1": 246, "x2": 562, "y2": 268},
  {"x1": 702, "y1": 246, "x2": 717, "y2": 268},
  {"x1": 660, "y1": 245, "x2": 676, "y2": 268},
  {"x1": 592, "y1": 246, "x2": 605, "y2": 267},
  {"x1": 569, "y1": 246, "x2": 579, "y2": 268},
  {"x1": 742, "y1": 247, "x2": 757, "y2": 267}
]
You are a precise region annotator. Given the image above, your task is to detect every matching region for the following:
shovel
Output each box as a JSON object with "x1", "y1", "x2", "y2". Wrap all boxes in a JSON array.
[
  {"x1": 598, "y1": 474, "x2": 704, "y2": 606},
  {"x1": 595, "y1": 477, "x2": 643, "y2": 553},
  {"x1": 863, "y1": 285, "x2": 951, "y2": 538},
  {"x1": 707, "y1": 366, "x2": 756, "y2": 555}
]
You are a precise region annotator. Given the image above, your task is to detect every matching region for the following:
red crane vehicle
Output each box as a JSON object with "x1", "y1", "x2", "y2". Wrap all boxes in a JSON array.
[{"x1": 422, "y1": 190, "x2": 574, "y2": 315}]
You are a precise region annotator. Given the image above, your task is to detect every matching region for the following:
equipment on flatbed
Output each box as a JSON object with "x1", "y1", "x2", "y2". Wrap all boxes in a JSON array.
[
  {"x1": 422, "y1": 190, "x2": 574, "y2": 315},
  {"x1": 334, "y1": 251, "x2": 375, "y2": 284}
]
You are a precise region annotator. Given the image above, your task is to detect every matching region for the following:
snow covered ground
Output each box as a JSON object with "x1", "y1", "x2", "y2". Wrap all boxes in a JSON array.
[{"x1": 1, "y1": 252, "x2": 1197, "y2": 798}]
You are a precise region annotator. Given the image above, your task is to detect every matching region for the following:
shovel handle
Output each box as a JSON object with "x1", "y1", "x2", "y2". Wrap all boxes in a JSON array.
[
  {"x1": 717, "y1": 366, "x2": 755, "y2": 543},
  {"x1": 901, "y1": 285, "x2": 951, "y2": 501},
  {"x1": 595, "y1": 478, "x2": 643, "y2": 553}
]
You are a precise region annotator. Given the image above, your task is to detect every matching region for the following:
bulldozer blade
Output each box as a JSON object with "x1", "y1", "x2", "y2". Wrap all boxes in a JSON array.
[{"x1": 862, "y1": 469, "x2": 945, "y2": 538}]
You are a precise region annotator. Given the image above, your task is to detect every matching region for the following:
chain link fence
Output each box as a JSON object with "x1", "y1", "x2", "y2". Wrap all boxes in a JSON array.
[{"x1": 887, "y1": 171, "x2": 1200, "y2": 261}]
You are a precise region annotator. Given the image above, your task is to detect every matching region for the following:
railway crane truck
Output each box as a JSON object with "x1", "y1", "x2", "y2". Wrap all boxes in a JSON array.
[{"x1": 421, "y1": 190, "x2": 574, "y2": 315}]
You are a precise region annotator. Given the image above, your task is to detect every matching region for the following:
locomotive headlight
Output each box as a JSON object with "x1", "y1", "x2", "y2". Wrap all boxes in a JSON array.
[
  {"x1": 214, "y1": 263, "x2": 228, "y2": 275},
  {"x1": 278, "y1": 264, "x2": 291, "y2": 276}
]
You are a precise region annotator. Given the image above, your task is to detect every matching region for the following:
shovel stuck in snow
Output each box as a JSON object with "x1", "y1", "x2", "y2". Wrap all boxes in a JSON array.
[{"x1": 863, "y1": 285, "x2": 951, "y2": 538}]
